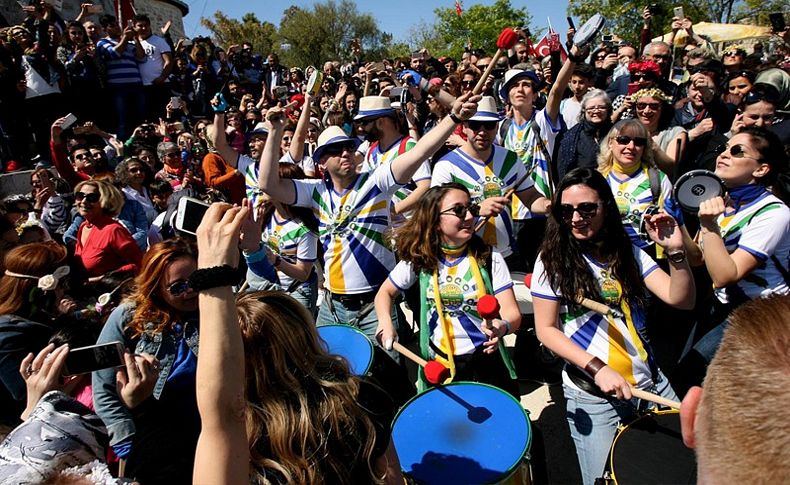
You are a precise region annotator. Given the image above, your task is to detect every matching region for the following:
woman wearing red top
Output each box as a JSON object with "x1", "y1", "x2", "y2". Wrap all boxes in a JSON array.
[{"x1": 73, "y1": 180, "x2": 142, "y2": 286}]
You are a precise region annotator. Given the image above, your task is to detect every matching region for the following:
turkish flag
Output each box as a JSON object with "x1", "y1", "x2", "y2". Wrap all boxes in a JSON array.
[
  {"x1": 455, "y1": 0, "x2": 463, "y2": 17},
  {"x1": 533, "y1": 32, "x2": 567, "y2": 61}
]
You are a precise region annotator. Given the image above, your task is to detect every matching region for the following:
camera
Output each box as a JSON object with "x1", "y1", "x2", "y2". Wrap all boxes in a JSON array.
[
  {"x1": 648, "y1": 4, "x2": 662, "y2": 15},
  {"x1": 389, "y1": 87, "x2": 412, "y2": 111}
]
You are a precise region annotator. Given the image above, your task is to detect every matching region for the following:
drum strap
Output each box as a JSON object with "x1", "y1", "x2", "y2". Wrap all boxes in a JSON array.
[{"x1": 647, "y1": 166, "x2": 661, "y2": 205}]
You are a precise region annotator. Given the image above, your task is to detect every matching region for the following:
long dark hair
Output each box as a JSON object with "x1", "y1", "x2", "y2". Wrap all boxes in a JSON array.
[
  {"x1": 261, "y1": 163, "x2": 318, "y2": 232},
  {"x1": 540, "y1": 168, "x2": 648, "y2": 309}
]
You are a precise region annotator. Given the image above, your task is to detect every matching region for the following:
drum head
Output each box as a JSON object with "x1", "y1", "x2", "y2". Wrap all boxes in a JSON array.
[
  {"x1": 317, "y1": 325, "x2": 373, "y2": 375},
  {"x1": 673, "y1": 169, "x2": 725, "y2": 212},
  {"x1": 573, "y1": 14, "x2": 607, "y2": 47},
  {"x1": 392, "y1": 382, "x2": 531, "y2": 484},
  {"x1": 609, "y1": 410, "x2": 696, "y2": 484},
  {"x1": 306, "y1": 70, "x2": 323, "y2": 96}
]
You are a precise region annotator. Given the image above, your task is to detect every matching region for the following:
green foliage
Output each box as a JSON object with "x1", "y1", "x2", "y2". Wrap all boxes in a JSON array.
[
  {"x1": 408, "y1": 0, "x2": 533, "y2": 60},
  {"x1": 199, "y1": 12, "x2": 277, "y2": 54},
  {"x1": 275, "y1": 0, "x2": 391, "y2": 67}
]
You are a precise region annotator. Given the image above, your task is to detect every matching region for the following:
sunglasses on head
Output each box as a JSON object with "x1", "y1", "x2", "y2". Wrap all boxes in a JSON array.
[
  {"x1": 167, "y1": 280, "x2": 192, "y2": 296},
  {"x1": 715, "y1": 143, "x2": 762, "y2": 161},
  {"x1": 560, "y1": 202, "x2": 601, "y2": 221},
  {"x1": 441, "y1": 203, "x2": 480, "y2": 218},
  {"x1": 74, "y1": 191, "x2": 100, "y2": 203},
  {"x1": 744, "y1": 89, "x2": 778, "y2": 105},
  {"x1": 636, "y1": 102, "x2": 661, "y2": 111},
  {"x1": 323, "y1": 142, "x2": 355, "y2": 157},
  {"x1": 615, "y1": 135, "x2": 647, "y2": 147},
  {"x1": 467, "y1": 120, "x2": 497, "y2": 131}
]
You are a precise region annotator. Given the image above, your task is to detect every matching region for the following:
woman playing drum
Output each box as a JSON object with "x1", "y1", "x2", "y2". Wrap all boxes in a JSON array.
[
  {"x1": 375, "y1": 183, "x2": 521, "y2": 396},
  {"x1": 531, "y1": 168, "x2": 695, "y2": 485},
  {"x1": 689, "y1": 127, "x2": 789, "y2": 362}
]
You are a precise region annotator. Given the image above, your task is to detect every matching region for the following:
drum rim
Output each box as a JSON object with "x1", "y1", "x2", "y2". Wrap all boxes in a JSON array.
[
  {"x1": 574, "y1": 13, "x2": 606, "y2": 46},
  {"x1": 316, "y1": 324, "x2": 374, "y2": 375},
  {"x1": 672, "y1": 169, "x2": 726, "y2": 212},
  {"x1": 607, "y1": 408, "x2": 682, "y2": 485},
  {"x1": 391, "y1": 381, "x2": 532, "y2": 483}
]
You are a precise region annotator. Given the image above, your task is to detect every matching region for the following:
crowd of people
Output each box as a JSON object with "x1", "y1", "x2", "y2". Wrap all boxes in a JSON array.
[{"x1": 0, "y1": 1, "x2": 789, "y2": 484}]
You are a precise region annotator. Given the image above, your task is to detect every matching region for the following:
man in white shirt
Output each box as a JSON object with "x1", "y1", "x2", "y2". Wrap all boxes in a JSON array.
[{"x1": 133, "y1": 14, "x2": 173, "y2": 122}]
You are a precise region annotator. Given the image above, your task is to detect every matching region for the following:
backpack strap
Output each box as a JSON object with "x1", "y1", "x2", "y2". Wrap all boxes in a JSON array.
[
  {"x1": 498, "y1": 118, "x2": 513, "y2": 145},
  {"x1": 479, "y1": 251, "x2": 518, "y2": 380},
  {"x1": 397, "y1": 136, "x2": 410, "y2": 155}
]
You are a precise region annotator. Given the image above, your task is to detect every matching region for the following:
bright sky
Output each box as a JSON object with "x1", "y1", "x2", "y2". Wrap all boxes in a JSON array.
[{"x1": 181, "y1": 0, "x2": 572, "y2": 43}]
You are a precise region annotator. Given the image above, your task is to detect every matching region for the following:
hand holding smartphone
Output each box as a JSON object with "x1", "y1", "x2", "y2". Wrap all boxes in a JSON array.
[{"x1": 175, "y1": 196, "x2": 210, "y2": 236}]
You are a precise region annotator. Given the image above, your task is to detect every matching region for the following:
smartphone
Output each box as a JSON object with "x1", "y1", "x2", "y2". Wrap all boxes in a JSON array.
[
  {"x1": 169, "y1": 96, "x2": 181, "y2": 109},
  {"x1": 567, "y1": 16, "x2": 576, "y2": 30},
  {"x1": 61, "y1": 113, "x2": 78, "y2": 130},
  {"x1": 673, "y1": 6, "x2": 684, "y2": 19},
  {"x1": 175, "y1": 196, "x2": 210, "y2": 236},
  {"x1": 62, "y1": 341, "x2": 124, "y2": 376},
  {"x1": 769, "y1": 13, "x2": 786, "y2": 33},
  {"x1": 627, "y1": 82, "x2": 641, "y2": 96},
  {"x1": 672, "y1": 66, "x2": 685, "y2": 83},
  {"x1": 86, "y1": 4, "x2": 104, "y2": 14}
]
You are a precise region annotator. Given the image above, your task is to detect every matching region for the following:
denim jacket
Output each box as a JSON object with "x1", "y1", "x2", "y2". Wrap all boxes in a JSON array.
[{"x1": 91, "y1": 303, "x2": 199, "y2": 445}]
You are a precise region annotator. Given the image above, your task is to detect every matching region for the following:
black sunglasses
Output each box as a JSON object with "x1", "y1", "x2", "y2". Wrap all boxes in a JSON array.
[
  {"x1": 74, "y1": 191, "x2": 100, "y2": 203},
  {"x1": 560, "y1": 202, "x2": 601, "y2": 221},
  {"x1": 467, "y1": 120, "x2": 498, "y2": 131},
  {"x1": 323, "y1": 142, "x2": 355, "y2": 157},
  {"x1": 632, "y1": 73, "x2": 656, "y2": 81},
  {"x1": 441, "y1": 203, "x2": 480, "y2": 218},
  {"x1": 167, "y1": 279, "x2": 192, "y2": 296},
  {"x1": 715, "y1": 143, "x2": 762, "y2": 161},
  {"x1": 73, "y1": 153, "x2": 90, "y2": 160},
  {"x1": 461, "y1": 80, "x2": 475, "y2": 87},
  {"x1": 745, "y1": 89, "x2": 779, "y2": 106},
  {"x1": 615, "y1": 135, "x2": 647, "y2": 147}
]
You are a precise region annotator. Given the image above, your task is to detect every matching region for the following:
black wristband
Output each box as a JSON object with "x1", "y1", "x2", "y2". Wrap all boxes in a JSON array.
[
  {"x1": 449, "y1": 112, "x2": 463, "y2": 124},
  {"x1": 188, "y1": 265, "x2": 238, "y2": 292}
]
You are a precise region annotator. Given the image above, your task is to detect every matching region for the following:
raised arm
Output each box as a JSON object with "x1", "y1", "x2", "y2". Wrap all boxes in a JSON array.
[
  {"x1": 391, "y1": 93, "x2": 480, "y2": 184},
  {"x1": 257, "y1": 109, "x2": 296, "y2": 204},
  {"x1": 288, "y1": 93, "x2": 313, "y2": 169},
  {"x1": 545, "y1": 45, "x2": 582, "y2": 124},
  {"x1": 194, "y1": 203, "x2": 250, "y2": 485},
  {"x1": 208, "y1": 94, "x2": 241, "y2": 168}
]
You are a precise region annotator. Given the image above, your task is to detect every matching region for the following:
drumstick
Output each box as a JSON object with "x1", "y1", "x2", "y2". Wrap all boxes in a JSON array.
[
  {"x1": 477, "y1": 295, "x2": 500, "y2": 330},
  {"x1": 392, "y1": 341, "x2": 450, "y2": 385},
  {"x1": 523, "y1": 274, "x2": 624, "y2": 318},
  {"x1": 630, "y1": 386, "x2": 681, "y2": 410},
  {"x1": 472, "y1": 28, "x2": 519, "y2": 95},
  {"x1": 473, "y1": 163, "x2": 537, "y2": 232}
]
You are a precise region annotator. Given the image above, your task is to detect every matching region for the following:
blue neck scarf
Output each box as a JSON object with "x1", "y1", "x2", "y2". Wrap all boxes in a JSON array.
[{"x1": 728, "y1": 183, "x2": 768, "y2": 208}]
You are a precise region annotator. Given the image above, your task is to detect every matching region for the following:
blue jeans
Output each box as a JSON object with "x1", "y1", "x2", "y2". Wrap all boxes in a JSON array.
[
  {"x1": 316, "y1": 293, "x2": 400, "y2": 363},
  {"x1": 108, "y1": 83, "x2": 144, "y2": 140},
  {"x1": 563, "y1": 369, "x2": 678, "y2": 485},
  {"x1": 245, "y1": 270, "x2": 318, "y2": 318}
]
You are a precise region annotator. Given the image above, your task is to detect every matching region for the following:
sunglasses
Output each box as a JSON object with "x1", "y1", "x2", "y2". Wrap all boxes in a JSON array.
[
  {"x1": 441, "y1": 203, "x2": 480, "y2": 219},
  {"x1": 461, "y1": 80, "x2": 475, "y2": 87},
  {"x1": 632, "y1": 73, "x2": 656, "y2": 81},
  {"x1": 167, "y1": 279, "x2": 192, "y2": 296},
  {"x1": 615, "y1": 135, "x2": 647, "y2": 147},
  {"x1": 715, "y1": 143, "x2": 762, "y2": 161},
  {"x1": 635, "y1": 102, "x2": 661, "y2": 111},
  {"x1": 467, "y1": 120, "x2": 497, "y2": 131},
  {"x1": 585, "y1": 106, "x2": 608, "y2": 113},
  {"x1": 128, "y1": 167, "x2": 144, "y2": 174},
  {"x1": 73, "y1": 153, "x2": 91, "y2": 160},
  {"x1": 74, "y1": 191, "x2": 100, "y2": 203},
  {"x1": 560, "y1": 202, "x2": 601, "y2": 221},
  {"x1": 723, "y1": 51, "x2": 742, "y2": 57},
  {"x1": 744, "y1": 89, "x2": 779, "y2": 105},
  {"x1": 323, "y1": 142, "x2": 355, "y2": 157},
  {"x1": 164, "y1": 151, "x2": 180, "y2": 158}
]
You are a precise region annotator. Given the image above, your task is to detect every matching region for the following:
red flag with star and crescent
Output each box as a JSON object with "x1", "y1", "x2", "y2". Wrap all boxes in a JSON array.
[{"x1": 455, "y1": 0, "x2": 463, "y2": 17}]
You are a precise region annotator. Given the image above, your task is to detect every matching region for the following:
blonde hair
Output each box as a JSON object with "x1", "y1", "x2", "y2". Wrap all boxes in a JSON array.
[
  {"x1": 597, "y1": 119, "x2": 656, "y2": 172},
  {"x1": 235, "y1": 291, "x2": 384, "y2": 484},
  {"x1": 74, "y1": 179, "x2": 124, "y2": 217},
  {"x1": 696, "y1": 295, "x2": 790, "y2": 483}
]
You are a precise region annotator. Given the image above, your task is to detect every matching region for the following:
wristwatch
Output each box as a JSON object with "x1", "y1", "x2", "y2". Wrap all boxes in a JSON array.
[{"x1": 667, "y1": 249, "x2": 687, "y2": 264}]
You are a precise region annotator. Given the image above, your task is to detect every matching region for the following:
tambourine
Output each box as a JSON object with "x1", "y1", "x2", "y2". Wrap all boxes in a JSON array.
[
  {"x1": 673, "y1": 169, "x2": 726, "y2": 212},
  {"x1": 306, "y1": 70, "x2": 323, "y2": 97},
  {"x1": 573, "y1": 14, "x2": 607, "y2": 47}
]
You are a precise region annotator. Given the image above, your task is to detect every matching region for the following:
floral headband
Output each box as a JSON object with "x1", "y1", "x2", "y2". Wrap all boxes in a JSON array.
[
  {"x1": 631, "y1": 87, "x2": 672, "y2": 103},
  {"x1": 5, "y1": 265, "x2": 70, "y2": 291}
]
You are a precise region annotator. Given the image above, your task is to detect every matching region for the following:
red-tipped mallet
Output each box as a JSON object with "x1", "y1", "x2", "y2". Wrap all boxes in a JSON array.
[
  {"x1": 472, "y1": 27, "x2": 519, "y2": 95},
  {"x1": 391, "y1": 341, "x2": 450, "y2": 385},
  {"x1": 477, "y1": 294, "x2": 501, "y2": 330}
]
